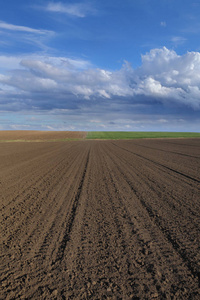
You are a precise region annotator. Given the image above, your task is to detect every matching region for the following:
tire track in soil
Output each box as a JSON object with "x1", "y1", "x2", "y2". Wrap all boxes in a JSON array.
[
  {"x1": 54, "y1": 149, "x2": 90, "y2": 264},
  {"x1": 22, "y1": 147, "x2": 89, "y2": 262},
  {"x1": 58, "y1": 144, "x2": 147, "y2": 299}
]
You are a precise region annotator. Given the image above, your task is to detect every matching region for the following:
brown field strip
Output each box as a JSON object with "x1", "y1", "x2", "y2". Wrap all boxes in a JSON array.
[
  {"x1": 0, "y1": 131, "x2": 87, "y2": 141},
  {"x1": 0, "y1": 139, "x2": 200, "y2": 299}
]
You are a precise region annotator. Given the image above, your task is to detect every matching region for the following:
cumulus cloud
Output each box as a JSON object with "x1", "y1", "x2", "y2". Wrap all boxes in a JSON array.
[
  {"x1": 46, "y1": 2, "x2": 95, "y2": 17},
  {"x1": 134, "y1": 47, "x2": 200, "y2": 108},
  {"x1": 0, "y1": 47, "x2": 200, "y2": 115}
]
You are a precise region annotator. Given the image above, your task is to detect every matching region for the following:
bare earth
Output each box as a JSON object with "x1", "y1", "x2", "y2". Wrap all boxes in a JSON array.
[
  {"x1": 0, "y1": 139, "x2": 200, "y2": 299},
  {"x1": 0, "y1": 131, "x2": 87, "y2": 141}
]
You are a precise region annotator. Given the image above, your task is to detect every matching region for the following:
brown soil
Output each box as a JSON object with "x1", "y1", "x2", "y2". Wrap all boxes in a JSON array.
[
  {"x1": 0, "y1": 139, "x2": 200, "y2": 299},
  {"x1": 0, "y1": 131, "x2": 87, "y2": 141}
]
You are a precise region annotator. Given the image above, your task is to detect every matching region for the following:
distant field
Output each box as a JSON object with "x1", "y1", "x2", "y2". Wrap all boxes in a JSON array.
[
  {"x1": 86, "y1": 131, "x2": 200, "y2": 139},
  {"x1": 0, "y1": 131, "x2": 87, "y2": 142},
  {"x1": 0, "y1": 131, "x2": 200, "y2": 142}
]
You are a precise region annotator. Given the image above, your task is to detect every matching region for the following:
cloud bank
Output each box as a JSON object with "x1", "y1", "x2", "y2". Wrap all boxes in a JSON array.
[
  {"x1": 1, "y1": 47, "x2": 200, "y2": 108},
  {"x1": 0, "y1": 47, "x2": 200, "y2": 130}
]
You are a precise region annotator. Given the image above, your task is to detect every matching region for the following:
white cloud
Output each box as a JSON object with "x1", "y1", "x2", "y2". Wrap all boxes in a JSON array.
[
  {"x1": 0, "y1": 55, "x2": 91, "y2": 74},
  {"x1": 0, "y1": 21, "x2": 54, "y2": 52},
  {"x1": 0, "y1": 56, "x2": 23, "y2": 71},
  {"x1": 135, "y1": 77, "x2": 176, "y2": 97},
  {"x1": 0, "y1": 47, "x2": 200, "y2": 111},
  {"x1": 10, "y1": 124, "x2": 32, "y2": 129},
  {"x1": 46, "y1": 2, "x2": 95, "y2": 17},
  {"x1": 0, "y1": 20, "x2": 53, "y2": 35},
  {"x1": 171, "y1": 36, "x2": 187, "y2": 45}
]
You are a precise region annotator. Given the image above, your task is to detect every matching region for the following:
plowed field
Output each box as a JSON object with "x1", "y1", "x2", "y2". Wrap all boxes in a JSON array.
[
  {"x1": 0, "y1": 131, "x2": 86, "y2": 141},
  {"x1": 0, "y1": 139, "x2": 200, "y2": 299}
]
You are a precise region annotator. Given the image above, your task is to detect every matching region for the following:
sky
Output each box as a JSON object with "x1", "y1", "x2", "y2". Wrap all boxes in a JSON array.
[{"x1": 0, "y1": 0, "x2": 200, "y2": 131}]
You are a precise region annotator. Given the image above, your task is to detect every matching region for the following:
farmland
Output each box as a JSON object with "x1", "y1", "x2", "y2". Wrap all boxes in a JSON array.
[
  {"x1": 1, "y1": 130, "x2": 200, "y2": 142},
  {"x1": 0, "y1": 137, "x2": 200, "y2": 299},
  {"x1": 87, "y1": 131, "x2": 200, "y2": 139},
  {"x1": 0, "y1": 131, "x2": 87, "y2": 142}
]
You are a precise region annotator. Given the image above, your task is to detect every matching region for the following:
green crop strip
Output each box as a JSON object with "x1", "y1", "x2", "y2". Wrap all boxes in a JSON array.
[{"x1": 86, "y1": 131, "x2": 200, "y2": 140}]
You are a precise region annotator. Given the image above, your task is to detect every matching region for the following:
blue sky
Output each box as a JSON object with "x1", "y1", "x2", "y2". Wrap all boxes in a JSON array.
[{"x1": 0, "y1": 0, "x2": 200, "y2": 131}]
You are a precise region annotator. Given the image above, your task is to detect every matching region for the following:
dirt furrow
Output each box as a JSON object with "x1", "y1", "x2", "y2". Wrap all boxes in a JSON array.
[
  {"x1": 132, "y1": 141, "x2": 200, "y2": 159},
  {"x1": 22, "y1": 147, "x2": 89, "y2": 261},
  {"x1": 0, "y1": 143, "x2": 78, "y2": 210},
  {"x1": 54, "y1": 149, "x2": 90, "y2": 264},
  {"x1": 0, "y1": 142, "x2": 91, "y2": 298},
  {"x1": 0, "y1": 145, "x2": 80, "y2": 245},
  {"x1": 111, "y1": 141, "x2": 200, "y2": 183},
  {"x1": 102, "y1": 141, "x2": 200, "y2": 291},
  {"x1": 106, "y1": 141, "x2": 200, "y2": 214}
]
